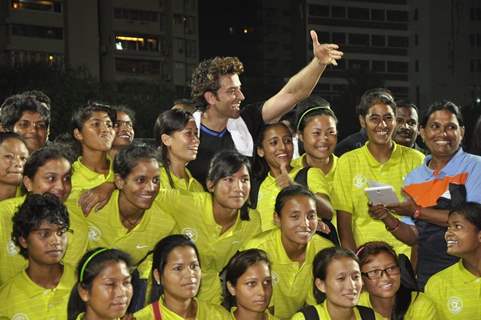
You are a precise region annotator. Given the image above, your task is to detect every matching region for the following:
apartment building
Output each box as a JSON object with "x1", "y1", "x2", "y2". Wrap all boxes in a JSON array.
[
  {"x1": 305, "y1": 0, "x2": 410, "y2": 102},
  {"x1": 0, "y1": 0, "x2": 199, "y2": 94},
  {"x1": 409, "y1": 0, "x2": 481, "y2": 108}
]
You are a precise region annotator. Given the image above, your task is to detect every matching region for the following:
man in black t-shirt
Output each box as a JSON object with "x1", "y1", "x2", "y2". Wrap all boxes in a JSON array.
[{"x1": 188, "y1": 31, "x2": 343, "y2": 185}]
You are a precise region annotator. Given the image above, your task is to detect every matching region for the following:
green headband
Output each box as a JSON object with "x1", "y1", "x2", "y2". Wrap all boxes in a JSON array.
[
  {"x1": 296, "y1": 106, "x2": 332, "y2": 131},
  {"x1": 79, "y1": 248, "x2": 109, "y2": 282}
]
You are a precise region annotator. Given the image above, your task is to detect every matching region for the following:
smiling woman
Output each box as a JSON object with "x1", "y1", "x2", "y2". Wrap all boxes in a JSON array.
[
  {"x1": 242, "y1": 184, "x2": 334, "y2": 319},
  {"x1": 357, "y1": 241, "x2": 437, "y2": 319},
  {"x1": 424, "y1": 203, "x2": 481, "y2": 320},
  {"x1": 0, "y1": 132, "x2": 29, "y2": 201},
  {"x1": 152, "y1": 150, "x2": 262, "y2": 304},
  {"x1": 253, "y1": 122, "x2": 333, "y2": 232},
  {"x1": 153, "y1": 108, "x2": 203, "y2": 191},
  {"x1": 80, "y1": 144, "x2": 175, "y2": 265}
]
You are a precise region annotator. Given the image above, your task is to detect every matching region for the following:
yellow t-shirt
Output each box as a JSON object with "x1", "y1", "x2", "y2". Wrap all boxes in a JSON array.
[
  {"x1": 82, "y1": 190, "x2": 176, "y2": 265},
  {"x1": 0, "y1": 196, "x2": 88, "y2": 286},
  {"x1": 291, "y1": 153, "x2": 338, "y2": 187},
  {"x1": 133, "y1": 297, "x2": 229, "y2": 319},
  {"x1": 0, "y1": 265, "x2": 75, "y2": 319},
  {"x1": 229, "y1": 307, "x2": 279, "y2": 319},
  {"x1": 257, "y1": 166, "x2": 330, "y2": 232},
  {"x1": 290, "y1": 301, "x2": 382, "y2": 320},
  {"x1": 242, "y1": 229, "x2": 334, "y2": 319},
  {"x1": 424, "y1": 260, "x2": 481, "y2": 319},
  {"x1": 75, "y1": 313, "x2": 121, "y2": 320},
  {"x1": 358, "y1": 291, "x2": 437, "y2": 319},
  {"x1": 331, "y1": 143, "x2": 424, "y2": 256},
  {"x1": 71, "y1": 156, "x2": 114, "y2": 192},
  {"x1": 154, "y1": 189, "x2": 262, "y2": 304},
  {"x1": 159, "y1": 166, "x2": 204, "y2": 191}
]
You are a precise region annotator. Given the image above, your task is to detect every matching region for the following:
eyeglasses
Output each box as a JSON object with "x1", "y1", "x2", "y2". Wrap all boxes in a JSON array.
[
  {"x1": 31, "y1": 227, "x2": 72, "y2": 240},
  {"x1": 361, "y1": 265, "x2": 400, "y2": 280}
]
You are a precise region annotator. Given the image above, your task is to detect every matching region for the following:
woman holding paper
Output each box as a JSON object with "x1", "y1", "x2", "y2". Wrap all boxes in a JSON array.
[{"x1": 331, "y1": 88, "x2": 424, "y2": 257}]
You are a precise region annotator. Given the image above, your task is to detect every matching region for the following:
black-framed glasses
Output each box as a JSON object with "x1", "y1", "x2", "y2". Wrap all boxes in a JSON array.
[{"x1": 361, "y1": 265, "x2": 400, "y2": 280}]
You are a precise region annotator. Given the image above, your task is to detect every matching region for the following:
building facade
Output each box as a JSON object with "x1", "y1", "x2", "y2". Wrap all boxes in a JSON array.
[
  {"x1": 0, "y1": 0, "x2": 199, "y2": 94},
  {"x1": 305, "y1": 0, "x2": 410, "y2": 102}
]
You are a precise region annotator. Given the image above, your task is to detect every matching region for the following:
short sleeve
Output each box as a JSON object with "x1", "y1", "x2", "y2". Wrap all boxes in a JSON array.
[
  {"x1": 331, "y1": 156, "x2": 354, "y2": 213},
  {"x1": 307, "y1": 168, "x2": 330, "y2": 198}
]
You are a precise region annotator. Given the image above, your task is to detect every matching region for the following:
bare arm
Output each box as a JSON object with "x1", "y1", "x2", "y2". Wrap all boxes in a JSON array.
[
  {"x1": 368, "y1": 203, "x2": 418, "y2": 246},
  {"x1": 382, "y1": 214, "x2": 418, "y2": 246},
  {"x1": 386, "y1": 202, "x2": 449, "y2": 227},
  {"x1": 415, "y1": 207, "x2": 449, "y2": 226},
  {"x1": 261, "y1": 30, "x2": 343, "y2": 123},
  {"x1": 78, "y1": 182, "x2": 116, "y2": 216},
  {"x1": 337, "y1": 210, "x2": 357, "y2": 251},
  {"x1": 315, "y1": 193, "x2": 334, "y2": 220}
]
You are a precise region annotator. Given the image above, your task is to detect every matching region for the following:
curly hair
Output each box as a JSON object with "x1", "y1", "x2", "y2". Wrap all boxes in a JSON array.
[{"x1": 191, "y1": 57, "x2": 244, "y2": 111}]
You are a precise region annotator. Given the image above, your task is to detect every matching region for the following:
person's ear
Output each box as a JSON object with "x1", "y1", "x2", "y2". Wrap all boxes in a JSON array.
[
  {"x1": 73, "y1": 128, "x2": 83, "y2": 142},
  {"x1": 161, "y1": 133, "x2": 172, "y2": 147},
  {"x1": 257, "y1": 146, "x2": 265, "y2": 158},
  {"x1": 274, "y1": 212, "x2": 281, "y2": 227},
  {"x1": 226, "y1": 281, "x2": 236, "y2": 296},
  {"x1": 419, "y1": 126, "x2": 425, "y2": 141},
  {"x1": 359, "y1": 115, "x2": 366, "y2": 129},
  {"x1": 204, "y1": 91, "x2": 218, "y2": 106},
  {"x1": 23, "y1": 176, "x2": 33, "y2": 192},
  {"x1": 315, "y1": 278, "x2": 326, "y2": 293},
  {"x1": 460, "y1": 126, "x2": 465, "y2": 141},
  {"x1": 298, "y1": 132, "x2": 304, "y2": 143},
  {"x1": 78, "y1": 284, "x2": 90, "y2": 302},
  {"x1": 18, "y1": 236, "x2": 28, "y2": 250},
  {"x1": 206, "y1": 180, "x2": 215, "y2": 193},
  {"x1": 153, "y1": 269, "x2": 161, "y2": 286},
  {"x1": 114, "y1": 174, "x2": 125, "y2": 190}
]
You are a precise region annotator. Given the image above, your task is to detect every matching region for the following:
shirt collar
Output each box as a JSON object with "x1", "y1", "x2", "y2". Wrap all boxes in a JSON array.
[
  {"x1": 421, "y1": 148, "x2": 465, "y2": 177},
  {"x1": 363, "y1": 141, "x2": 400, "y2": 168}
]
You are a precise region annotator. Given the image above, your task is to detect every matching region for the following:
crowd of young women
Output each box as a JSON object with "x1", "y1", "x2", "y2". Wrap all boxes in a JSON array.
[{"x1": 0, "y1": 90, "x2": 479, "y2": 320}]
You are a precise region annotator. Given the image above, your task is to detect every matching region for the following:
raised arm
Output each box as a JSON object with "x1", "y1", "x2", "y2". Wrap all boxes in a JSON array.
[{"x1": 262, "y1": 30, "x2": 343, "y2": 123}]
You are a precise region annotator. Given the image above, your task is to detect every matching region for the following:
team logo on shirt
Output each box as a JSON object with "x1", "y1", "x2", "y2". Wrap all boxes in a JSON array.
[
  {"x1": 6, "y1": 240, "x2": 19, "y2": 256},
  {"x1": 271, "y1": 271, "x2": 279, "y2": 285},
  {"x1": 182, "y1": 228, "x2": 198, "y2": 242},
  {"x1": 353, "y1": 175, "x2": 367, "y2": 189},
  {"x1": 87, "y1": 226, "x2": 102, "y2": 242},
  {"x1": 12, "y1": 314, "x2": 29, "y2": 320},
  {"x1": 447, "y1": 296, "x2": 463, "y2": 314}
]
